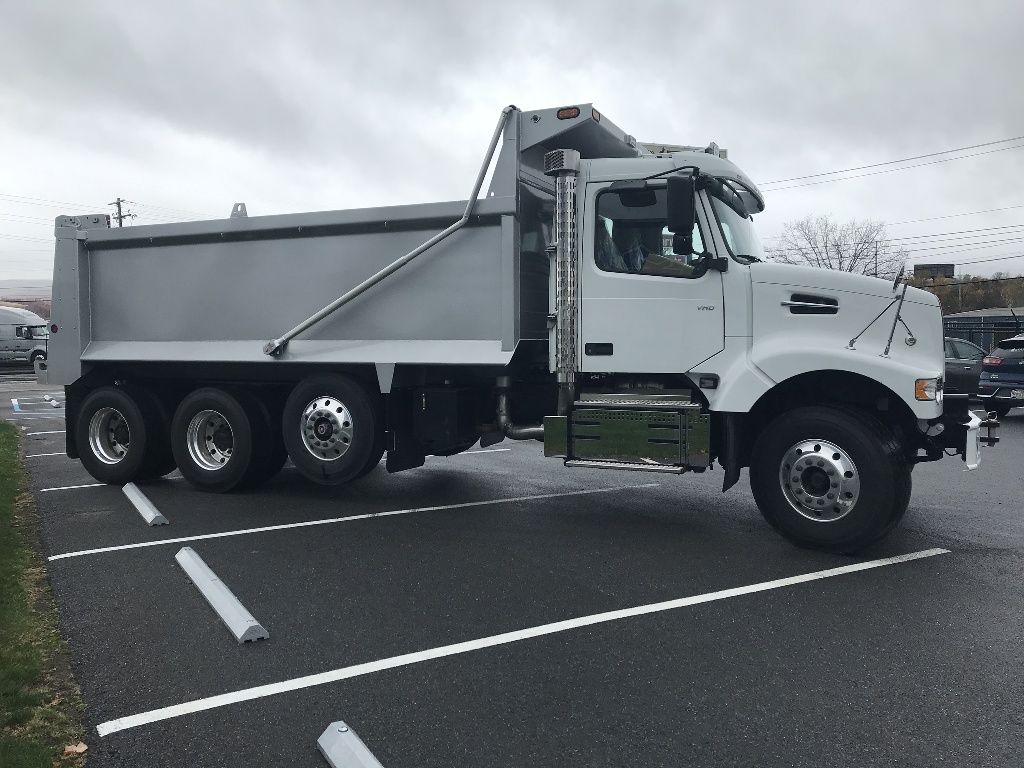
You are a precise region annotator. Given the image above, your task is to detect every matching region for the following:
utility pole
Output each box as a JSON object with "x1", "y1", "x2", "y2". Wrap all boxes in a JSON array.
[{"x1": 108, "y1": 198, "x2": 136, "y2": 227}]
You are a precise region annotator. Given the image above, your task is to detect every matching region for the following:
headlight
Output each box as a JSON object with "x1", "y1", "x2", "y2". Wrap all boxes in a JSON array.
[{"x1": 915, "y1": 378, "x2": 939, "y2": 401}]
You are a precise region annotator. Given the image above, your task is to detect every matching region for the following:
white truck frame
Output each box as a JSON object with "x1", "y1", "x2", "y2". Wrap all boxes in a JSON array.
[{"x1": 40, "y1": 104, "x2": 997, "y2": 552}]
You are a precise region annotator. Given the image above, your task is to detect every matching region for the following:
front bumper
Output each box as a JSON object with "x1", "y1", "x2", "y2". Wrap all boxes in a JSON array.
[
  {"x1": 927, "y1": 394, "x2": 999, "y2": 470},
  {"x1": 978, "y1": 386, "x2": 1024, "y2": 407}
]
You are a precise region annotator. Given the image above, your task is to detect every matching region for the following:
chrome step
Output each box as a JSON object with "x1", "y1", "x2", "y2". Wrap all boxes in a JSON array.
[
  {"x1": 576, "y1": 392, "x2": 695, "y2": 410},
  {"x1": 564, "y1": 459, "x2": 687, "y2": 474}
]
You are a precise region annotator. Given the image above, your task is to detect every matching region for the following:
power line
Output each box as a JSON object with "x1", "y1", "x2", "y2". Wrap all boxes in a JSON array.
[
  {"x1": 763, "y1": 221, "x2": 1024, "y2": 246},
  {"x1": 760, "y1": 135, "x2": 1024, "y2": 185},
  {"x1": 0, "y1": 233, "x2": 51, "y2": 243},
  {"x1": 944, "y1": 252, "x2": 1024, "y2": 268},
  {"x1": 762, "y1": 143, "x2": 1024, "y2": 192},
  {"x1": 0, "y1": 192, "x2": 107, "y2": 209},
  {"x1": 134, "y1": 203, "x2": 214, "y2": 218},
  {"x1": 888, "y1": 204, "x2": 1024, "y2": 227}
]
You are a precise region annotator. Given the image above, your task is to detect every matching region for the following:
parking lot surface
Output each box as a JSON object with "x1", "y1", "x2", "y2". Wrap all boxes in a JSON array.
[{"x1": 5, "y1": 375, "x2": 1024, "y2": 767}]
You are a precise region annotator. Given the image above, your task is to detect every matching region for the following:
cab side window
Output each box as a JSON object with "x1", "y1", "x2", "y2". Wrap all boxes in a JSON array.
[{"x1": 594, "y1": 186, "x2": 706, "y2": 279}]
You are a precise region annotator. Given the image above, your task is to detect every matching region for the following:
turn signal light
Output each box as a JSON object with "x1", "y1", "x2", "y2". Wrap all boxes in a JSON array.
[
  {"x1": 557, "y1": 107, "x2": 580, "y2": 119},
  {"x1": 982, "y1": 355, "x2": 1003, "y2": 365},
  {"x1": 915, "y1": 378, "x2": 939, "y2": 401},
  {"x1": 50, "y1": 324, "x2": 58, "y2": 333}
]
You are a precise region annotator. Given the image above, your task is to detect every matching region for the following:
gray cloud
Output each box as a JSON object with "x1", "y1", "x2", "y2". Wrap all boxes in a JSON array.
[{"x1": 1, "y1": 0, "x2": 1022, "y2": 278}]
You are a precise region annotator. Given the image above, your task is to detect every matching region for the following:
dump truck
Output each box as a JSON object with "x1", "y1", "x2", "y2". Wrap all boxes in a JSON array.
[{"x1": 39, "y1": 104, "x2": 997, "y2": 552}]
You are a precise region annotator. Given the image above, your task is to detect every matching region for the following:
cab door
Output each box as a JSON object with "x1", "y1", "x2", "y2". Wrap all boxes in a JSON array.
[{"x1": 579, "y1": 182, "x2": 725, "y2": 374}]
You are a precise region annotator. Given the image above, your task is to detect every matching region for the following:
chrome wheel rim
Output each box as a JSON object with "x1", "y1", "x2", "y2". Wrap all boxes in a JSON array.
[
  {"x1": 300, "y1": 396, "x2": 353, "y2": 461},
  {"x1": 186, "y1": 410, "x2": 233, "y2": 471},
  {"x1": 779, "y1": 439, "x2": 860, "y2": 522},
  {"x1": 88, "y1": 407, "x2": 130, "y2": 465}
]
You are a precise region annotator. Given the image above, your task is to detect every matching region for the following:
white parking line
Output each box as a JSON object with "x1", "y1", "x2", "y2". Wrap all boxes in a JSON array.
[
  {"x1": 47, "y1": 483, "x2": 660, "y2": 561},
  {"x1": 40, "y1": 483, "x2": 105, "y2": 492},
  {"x1": 95, "y1": 547, "x2": 951, "y2": 737},
  {"x1": 24, "y1": 452, "x2": 65, "y2": 458},
  {"x1": 462, "y1": 448, "x2": 512, "y2": 454},
  {"x1": 27, "y1": 430, "x2": 65, "y2": 435}
]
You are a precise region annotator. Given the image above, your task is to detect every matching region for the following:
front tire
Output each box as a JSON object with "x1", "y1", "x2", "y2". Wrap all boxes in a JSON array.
[
  {"x1": 749, "y1": 405, "x2": 911, "y2": 554},
  {"x1": 282, "y1": 374, "x2": 382, "y2": 485}
]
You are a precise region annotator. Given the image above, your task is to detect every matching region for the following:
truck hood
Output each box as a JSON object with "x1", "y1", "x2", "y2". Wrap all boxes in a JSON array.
[{"x1": 750, "y1": 262, "x2": 938, "y2": 307}]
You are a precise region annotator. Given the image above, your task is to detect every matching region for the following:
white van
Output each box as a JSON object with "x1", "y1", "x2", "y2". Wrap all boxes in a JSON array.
[{"x1": 0, "y1": 307, "x2": 49, "y2": 363}]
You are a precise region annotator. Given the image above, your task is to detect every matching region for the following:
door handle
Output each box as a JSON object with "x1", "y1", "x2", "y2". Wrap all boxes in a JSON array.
[{"x1": 964, "y1": 366, "x2": 972, "y2": 370}]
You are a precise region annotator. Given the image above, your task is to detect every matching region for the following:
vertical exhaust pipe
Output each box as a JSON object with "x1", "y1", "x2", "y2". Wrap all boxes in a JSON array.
[{"x1": 544, "y1": 149, "x2": 581, "y2": 415}]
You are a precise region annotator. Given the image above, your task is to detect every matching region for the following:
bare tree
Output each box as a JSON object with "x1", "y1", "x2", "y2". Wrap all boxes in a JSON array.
[{"x1": 765, "y1": 214, "x2": 908, "y2": 279}]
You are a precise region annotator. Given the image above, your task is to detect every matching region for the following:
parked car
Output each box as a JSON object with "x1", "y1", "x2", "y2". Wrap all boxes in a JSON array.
[
  {"x1": 0, "y1": 307, "x2": 49, "y2": 363},
  {"x1": 979, "y1": 333, "x2": 1024, "y2": 417},
  {"x1": 944, "y1": 337, "x2": 986, "y2": 397}
]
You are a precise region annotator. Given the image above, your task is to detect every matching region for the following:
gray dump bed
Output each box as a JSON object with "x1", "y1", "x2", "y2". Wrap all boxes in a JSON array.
[{"x1": 48, "y1": 105, "x2": 641, "y2": 385}]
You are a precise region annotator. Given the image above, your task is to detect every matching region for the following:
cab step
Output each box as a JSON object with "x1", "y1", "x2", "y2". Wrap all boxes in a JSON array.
[{"x1": 564, "y1": 459, "x2": 687, "y2": 473}]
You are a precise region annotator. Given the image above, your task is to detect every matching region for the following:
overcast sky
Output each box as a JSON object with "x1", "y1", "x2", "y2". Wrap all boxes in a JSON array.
[{"x1": 1, "y1": 0, "x2": 1022, "y2": 283}]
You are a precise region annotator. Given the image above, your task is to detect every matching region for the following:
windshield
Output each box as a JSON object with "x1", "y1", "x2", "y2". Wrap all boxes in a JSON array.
[{"x1": 709, "y1": 193, "x2": 765, "y2": 264}]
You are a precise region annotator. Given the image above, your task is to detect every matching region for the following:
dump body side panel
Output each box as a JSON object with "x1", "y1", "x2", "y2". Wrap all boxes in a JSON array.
[{"x1": 50, "y1": 197, "x2": 539, "y2": 384}]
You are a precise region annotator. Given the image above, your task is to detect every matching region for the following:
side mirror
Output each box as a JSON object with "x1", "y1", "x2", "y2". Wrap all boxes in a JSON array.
[{"x1": 666, "y1": 175, "x2": 696, "y2": 256}]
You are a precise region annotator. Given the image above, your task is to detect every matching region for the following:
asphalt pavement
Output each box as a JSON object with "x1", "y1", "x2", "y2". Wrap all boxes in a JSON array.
[{"x1": 5, "y1": 375, "x2": 1023, "y2": 767}]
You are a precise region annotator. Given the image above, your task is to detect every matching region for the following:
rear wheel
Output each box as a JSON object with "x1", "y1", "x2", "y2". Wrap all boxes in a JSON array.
[
  {"x1": 75, "y1": 386, "x2": 168, "y2": 485},
  {"x1": 171, "y1": 388, "x2": 268, "y2": 493},
  {"x1": 282, "y1": 374, "x2": 382, "y2": 485},
  {"x1": 749, "y1": 405, "x2": 911, "y2": 554}
]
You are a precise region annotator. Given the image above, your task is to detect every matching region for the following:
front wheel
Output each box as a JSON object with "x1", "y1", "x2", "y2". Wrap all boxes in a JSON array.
[{"x1": 749, "y1": 405, "x2": 911, "y2": 554}]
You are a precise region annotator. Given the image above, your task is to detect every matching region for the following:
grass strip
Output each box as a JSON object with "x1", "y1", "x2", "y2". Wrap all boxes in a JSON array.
[{"x1": 0, "y1": 422, "x2": 86, "y2": 766}]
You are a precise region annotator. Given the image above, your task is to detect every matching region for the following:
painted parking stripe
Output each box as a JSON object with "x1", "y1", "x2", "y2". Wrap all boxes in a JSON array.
[
  {"x1": 47, "y1": 483, "x2": 660, "y2": 561},
  {"x1": 462, "y1": 448, "x2": 512, "y2": 454},
  {"x1": 123, "y1": 483, "x2": 169, "y2": 526},
  {"x1": 40, "y1": 483, "x2": 105, "y2": 492},
  {"x1": 27, "y1": 430, "x2": 65, "y2": 435},
  {"x1": 24, "y1": 452, "x2": 66, "y2": 458},
  {"x1": 95, "y1": 547, "x2": 951, "y2": 736},
  {"x1": 175, "y1": 547, "x2": 268, "y2": 643}
]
